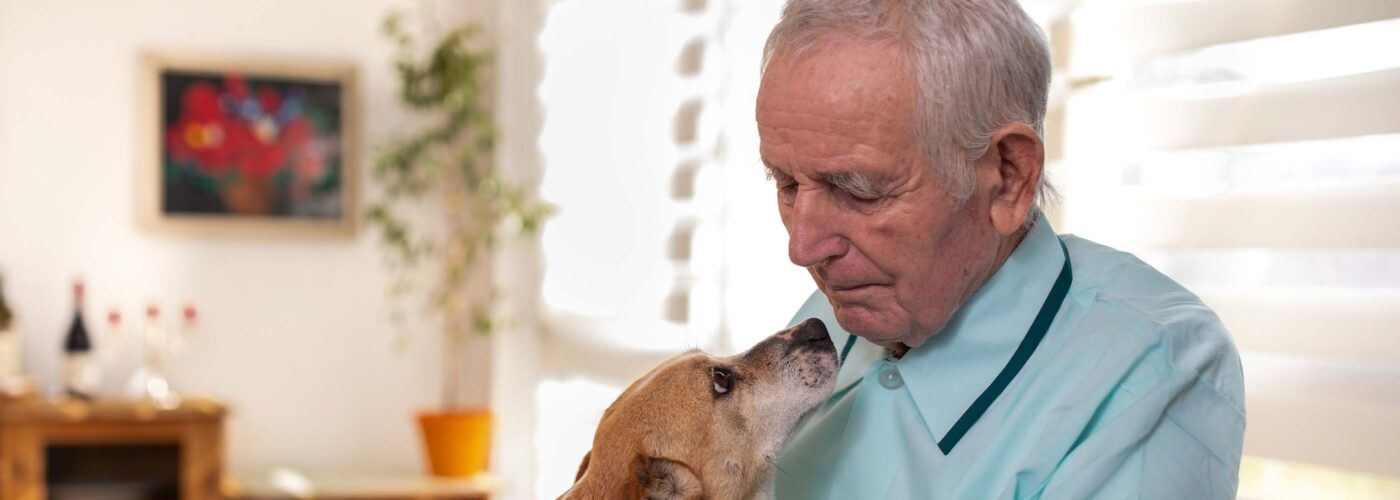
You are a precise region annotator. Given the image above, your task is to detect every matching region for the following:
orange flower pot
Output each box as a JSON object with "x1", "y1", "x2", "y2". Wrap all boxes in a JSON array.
[{"x1": 417, "y1": 409, "x2": 492, "y2": 477}]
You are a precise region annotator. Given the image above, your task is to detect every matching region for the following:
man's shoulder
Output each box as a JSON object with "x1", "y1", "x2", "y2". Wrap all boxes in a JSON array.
[
  {"x1": 1064, "y1": 233, "x2": 1222, "y2": 333},
  {"x1": 1061, "y1": 234, "x2": 1245, "y2": 412}
]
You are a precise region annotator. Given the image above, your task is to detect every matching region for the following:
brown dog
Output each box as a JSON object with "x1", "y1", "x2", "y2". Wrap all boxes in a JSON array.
[{"x1": 560, "y1": 318, "x2": 838, "y2": 499}]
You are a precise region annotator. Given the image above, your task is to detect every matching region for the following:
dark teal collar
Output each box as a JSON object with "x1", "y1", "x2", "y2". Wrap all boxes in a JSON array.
[{"x1": 937, "y1": 237, "x2": 1071, "y2": 453}]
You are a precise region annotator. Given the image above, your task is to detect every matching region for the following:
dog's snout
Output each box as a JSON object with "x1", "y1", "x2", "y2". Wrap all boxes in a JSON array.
[
  {"x1": 791, "y1": 318, "x2": 830, "y2": 346},
  {"x1": 744, "y1": 318, "x2": 837, "y2": 366}
]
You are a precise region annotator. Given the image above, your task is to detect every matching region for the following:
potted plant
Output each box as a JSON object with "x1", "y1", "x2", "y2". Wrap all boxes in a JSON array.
[{"x1": 366, "y1": 11, "x2": 550, "y2": 477}]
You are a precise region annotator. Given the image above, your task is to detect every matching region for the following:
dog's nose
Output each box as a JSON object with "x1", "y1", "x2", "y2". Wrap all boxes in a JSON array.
[{"x1": 791, "y1": 318, "x2": 829, "y2": 345}]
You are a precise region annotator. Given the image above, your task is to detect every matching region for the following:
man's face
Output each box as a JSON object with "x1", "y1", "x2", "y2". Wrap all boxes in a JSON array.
[{"x1": 756, "y1": 36, "x2": 1002, "y2": 348}]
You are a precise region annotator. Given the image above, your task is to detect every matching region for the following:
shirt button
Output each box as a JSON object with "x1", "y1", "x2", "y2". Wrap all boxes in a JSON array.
[{"x1": 878, "y1": 365, "x2": 904, "y2": 390}]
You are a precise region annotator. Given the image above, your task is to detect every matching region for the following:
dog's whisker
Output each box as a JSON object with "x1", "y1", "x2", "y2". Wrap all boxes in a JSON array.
[{"x1": 773, "y1": 461, "x2": 790, "y2": 476}]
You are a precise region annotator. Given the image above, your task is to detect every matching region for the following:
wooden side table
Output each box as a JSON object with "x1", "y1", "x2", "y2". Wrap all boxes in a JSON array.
[
  {"x1": 0, "y1": 396, "x2": 227, "y2": 499},
  {"x1": 230, "y1": 474, "x2": 496, "y2": 500}
]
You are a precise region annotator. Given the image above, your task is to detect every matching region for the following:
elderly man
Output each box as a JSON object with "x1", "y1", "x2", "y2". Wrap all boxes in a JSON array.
[{"x1": 757, "y1": 0, "x2": 1245, "y2": 498}]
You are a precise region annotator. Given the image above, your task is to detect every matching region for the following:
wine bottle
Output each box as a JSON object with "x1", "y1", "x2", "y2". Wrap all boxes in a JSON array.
[
  {"x1": 129, "y1": 304, "x2": 178, "y2": 408},
  {"x1": 143, "y1": 304, "x2": 166, "y2": 376},
  {"x1": 182, "y1": 304, "x2": 198, "y2": 339},
  {"x1": 0, "y1": 275, "x2": 12, "y2": 330},
  {"x1": 63, "y1": 280, "x2": 100, "y2": 400},
  {"x1": 169, "y1": 303, "x2": 197, "y2": 355},
  {"x1": 0, "y1": 274, "x2": 21, "y2": 382},
  {"x1": 102, "y1": 308, "x2": 123, "y2": 369}
]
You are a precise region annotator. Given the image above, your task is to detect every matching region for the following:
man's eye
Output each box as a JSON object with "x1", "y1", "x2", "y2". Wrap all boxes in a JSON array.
[
  {"x1": 838, "y1": 188, "x2": 881, "y2": 205},
  {"x1": 776, "y1": 180, "x2": 797, "y2": 204},
  {"x1": 846, "y1": 190, "x2": 876, "y2": 201},
  {"x1": 711, "y1": 367, "x2": 734, "y2": 395}
]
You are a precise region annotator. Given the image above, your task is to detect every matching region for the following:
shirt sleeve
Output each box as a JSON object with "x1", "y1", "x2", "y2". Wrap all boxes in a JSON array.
[{"x1": 1028, "y1": 368, "x2": 1246, "y2": 500}]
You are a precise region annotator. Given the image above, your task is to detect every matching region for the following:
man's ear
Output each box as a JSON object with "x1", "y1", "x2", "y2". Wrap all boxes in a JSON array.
[
  {"x1": 978, "y1": 122, "x2": 1044, "y2": 235},
  {"x1": 633, "y1": 455, "x2": 703, "y2": 500}
]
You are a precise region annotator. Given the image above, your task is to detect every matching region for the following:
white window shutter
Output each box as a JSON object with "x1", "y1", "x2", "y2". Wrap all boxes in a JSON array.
[{"x1": 1059, "y1": 0, "x2": 1400, "y2": 483}]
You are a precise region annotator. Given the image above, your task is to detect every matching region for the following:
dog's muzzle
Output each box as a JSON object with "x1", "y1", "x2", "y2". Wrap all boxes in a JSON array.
[{"x1": 786, "y1": 318, "x2": 836, "y2": 355}]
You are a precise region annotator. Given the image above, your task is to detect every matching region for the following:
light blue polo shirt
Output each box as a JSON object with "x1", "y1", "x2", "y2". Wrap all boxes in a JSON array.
[{"x1": 775, "y1": 219, "x2": 1246, "y2": 499}]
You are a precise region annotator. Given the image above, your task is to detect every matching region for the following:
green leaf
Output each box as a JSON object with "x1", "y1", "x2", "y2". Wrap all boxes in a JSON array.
[{"x1": 371, "y1": 9, "x2": 552, "y2": 351}]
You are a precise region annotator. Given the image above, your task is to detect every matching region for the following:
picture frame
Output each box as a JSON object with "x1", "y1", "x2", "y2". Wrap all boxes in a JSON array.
[{"x1": 140, "y1": 52, "x2": 358, "y2": 237}]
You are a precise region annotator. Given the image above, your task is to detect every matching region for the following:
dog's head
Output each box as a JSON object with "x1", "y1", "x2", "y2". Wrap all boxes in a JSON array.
[{"x1": 561, "y1": 318, "x2": 838, "y2": 499}]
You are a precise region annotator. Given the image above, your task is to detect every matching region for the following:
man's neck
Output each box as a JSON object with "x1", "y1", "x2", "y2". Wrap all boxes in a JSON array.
[{"x1": 992, "y1": 224, "x2": 1032, "y2": 275}]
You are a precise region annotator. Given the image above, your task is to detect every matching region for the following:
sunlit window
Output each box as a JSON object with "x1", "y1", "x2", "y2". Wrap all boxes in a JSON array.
[
  {"x1": 532, "y1": 0, "x2": 746, "y2": 494},
  {"x1": 1127, "y1": 19, "x2": 1400, "y2": 91}
]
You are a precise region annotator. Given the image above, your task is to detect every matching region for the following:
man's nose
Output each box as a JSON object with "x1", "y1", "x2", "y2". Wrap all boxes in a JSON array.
[{"x1": 787, "y1": 191, "x2": 845, "y2": 268}]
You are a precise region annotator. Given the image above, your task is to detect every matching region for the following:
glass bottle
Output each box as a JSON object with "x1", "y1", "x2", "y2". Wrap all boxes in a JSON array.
[
  {"x1": 0, "y1": 274, "x2": 21, "y2": 383},
  {"x1": 128, "y1": 304, "x2": 179, "y2": 408},
  {"x1": 63, "y1": 280, "x2": 100, "y2": 400}
]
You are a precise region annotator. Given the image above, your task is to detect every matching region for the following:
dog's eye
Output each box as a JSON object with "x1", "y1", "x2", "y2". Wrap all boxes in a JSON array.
[{"x1": 711, "y1": 367, "x2": 734, "y2": 395}]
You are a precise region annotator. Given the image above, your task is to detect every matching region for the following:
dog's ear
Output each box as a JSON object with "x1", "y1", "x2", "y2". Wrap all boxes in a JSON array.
[
  {"x1": 574, "y1": 450, "x2": 591, "y2": 481},
  {"x1": 558, "y1": 450, "x2": 592, "y2": 500},
  {"x1": 632, "y1": 455, "x2": 703, "y2": 500},
  {"x1": 561, "y1": 452, "x2": 702, "y2": 500}
]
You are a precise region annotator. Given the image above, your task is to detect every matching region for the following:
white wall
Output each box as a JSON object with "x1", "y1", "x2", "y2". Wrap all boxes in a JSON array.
[{"x1": 0, "y1": 0, "x2": 494, "y2": 478}]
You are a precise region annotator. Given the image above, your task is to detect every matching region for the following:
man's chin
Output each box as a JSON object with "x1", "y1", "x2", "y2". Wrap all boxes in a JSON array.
[{"x1": 831, "y1": 304, "x2": 905, "y2": 345}]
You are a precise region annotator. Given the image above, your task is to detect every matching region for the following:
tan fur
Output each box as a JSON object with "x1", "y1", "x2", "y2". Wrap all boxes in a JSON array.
[{"x1": 561, "y1": 320, "x2": 837, "y2": 499}]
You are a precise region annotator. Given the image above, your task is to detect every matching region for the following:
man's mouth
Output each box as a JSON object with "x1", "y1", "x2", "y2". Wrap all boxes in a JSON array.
[
  {"x1": 828, "y1": 280, "x2": 882, "y2": 290},
  {"x1": 827, "y1": 283, "x2": 883, "y2": 295},
  {"x1": 815, "y1": 269, "x2": 890, "y2": 296}
]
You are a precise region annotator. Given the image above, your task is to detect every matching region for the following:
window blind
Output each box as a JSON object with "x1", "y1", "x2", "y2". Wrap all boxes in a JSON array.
[{"x1": 1057, "y1": 0, "x2": 1400, "y2": 482}]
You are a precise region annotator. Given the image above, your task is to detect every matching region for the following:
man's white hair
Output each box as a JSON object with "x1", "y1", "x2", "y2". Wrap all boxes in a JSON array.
[{"x1": 762, "y1": 0, "x2": 1057, "y2": 218}]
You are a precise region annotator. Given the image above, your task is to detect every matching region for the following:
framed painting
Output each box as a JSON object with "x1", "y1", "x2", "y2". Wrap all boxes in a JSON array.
[{"x1": 141, "y1": 52, "x2": 358, "y2": 237}]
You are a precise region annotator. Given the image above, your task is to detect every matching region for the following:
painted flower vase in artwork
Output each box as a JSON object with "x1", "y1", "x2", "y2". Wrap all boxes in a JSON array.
[
  {"x1": 220, "y1": 176, "x2": 275, "y2": 215},
  {"x1": 418, "y1": 408, "x2": 492, "y2": 477}
]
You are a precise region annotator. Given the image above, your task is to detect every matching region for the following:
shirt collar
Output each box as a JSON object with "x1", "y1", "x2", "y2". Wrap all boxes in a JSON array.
[{"x1": 897, "y1": 218, "x2": 1066, "y2": 448}]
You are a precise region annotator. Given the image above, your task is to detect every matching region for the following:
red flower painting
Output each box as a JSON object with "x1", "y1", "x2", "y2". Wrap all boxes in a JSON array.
[{"x1": 160, "y1": 70, "x2": 344, "y2": 218}]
